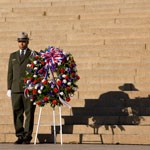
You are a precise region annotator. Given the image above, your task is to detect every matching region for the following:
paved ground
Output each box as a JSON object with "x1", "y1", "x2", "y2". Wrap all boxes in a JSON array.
[{"x1": 0, "y1": 144, "x2": 150, "y2": 150}]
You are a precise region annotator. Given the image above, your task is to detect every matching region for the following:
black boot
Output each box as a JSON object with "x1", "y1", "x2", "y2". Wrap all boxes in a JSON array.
[
  {"x1": 14, "y1": 136, "x2": 24, "y2": 144},
  {"x1": 22, "y1": 135, "x2": 32, "y2": 144}
]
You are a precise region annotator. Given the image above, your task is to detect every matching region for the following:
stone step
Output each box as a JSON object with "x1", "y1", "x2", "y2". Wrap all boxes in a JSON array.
[
  {"x1": 52, "y1": 1, "x2": 150, "y2": 8},
  {"x1": 20, "y1": 0, "x2": 123, "y2": 5},
  {"x1": 0, "y1": 22, "x2": 74, "y2": 31},
  {"x1": 0, "y1": 0, "x2": 19, "y2": 3},
  {"x1": 1, "y1": 114, "x2": 150, "y2": 125},
  {"x1": 31, "y1": 38, "x2": 147, "y2": 48},
  {"x1": 13, "y1": 4, "x2": 146, "y2": 17},
  {"x1": 1, "y1": 132, "x2": 150, "y2": 144},
  {"x1": 1, "y1": 124, "x2": 150, "y2": 135},
  {"x1": 13, "y1": 5, "x2": 84, "y2": 14},
  {"x1": 120, "y1": 6, "x2": 150, "y2": 14},
  {"x1": 0, "y1": 27, "x2": 149, "y2": 40},
  {"x1": 0, "y1": 17, "x2": 5, "y2": 22},
  {"x1": 0, "y1": 21, "x2": 149, "y2": 32},
  {"x1": 62, "y1": 116, "x2": 150, "y2": 125},
  {"x1": 0, "y1": 7, "x2": 12, "y2": 14},
  {"x1": 80, "y1": 12, "x2": 150, "y2": 20},
  {"x1": 55, "y1": 133, "x2": 150, "y2": 144},
  {"x1": 70, "y1": 107, "x2": 150, "y2": 116},
  {"x1": 30, "y1": 28, "x2": 148, "y2": 41},
  {"x1": 1, "y1": 94, "x2": 150, "y2": 114},
  {"x1": 0, "y1": 40, "x2": 146, "y2": 50},
  {"x1": 2, "y1": 13, "x2": 150, "y2": 23},
  {"x1": 5, "y1": 15, "x2": 79, "y2": 22},
  {"x1": 105, "y1": 38, "x2": 150, "y2": 45},
  {"x1": 66, "y1": 28, "x2": 150, "y2": 39}
]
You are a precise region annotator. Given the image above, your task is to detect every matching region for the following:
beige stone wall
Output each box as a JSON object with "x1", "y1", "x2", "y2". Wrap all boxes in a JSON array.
[{"x1": 0, "y1": 0, "x2": 150, "y2": 144}]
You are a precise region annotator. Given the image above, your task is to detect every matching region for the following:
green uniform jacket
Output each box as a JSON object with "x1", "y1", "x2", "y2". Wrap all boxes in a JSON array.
[{"x1": 7, "y1": 48, "x2": 32, "y2": 93}]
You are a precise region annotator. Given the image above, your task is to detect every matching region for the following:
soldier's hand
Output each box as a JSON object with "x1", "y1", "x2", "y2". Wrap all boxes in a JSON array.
[{"x1": 7, "y1": 90, "x2": 11, "y2": 98}]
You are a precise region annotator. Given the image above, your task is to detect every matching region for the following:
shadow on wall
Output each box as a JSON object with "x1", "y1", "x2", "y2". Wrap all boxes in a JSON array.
[
  {"x1": 86, "y1": 83, "x2": 147, "y2": 134},
  {"x1": 70, "y1": 83, "x2": 149, "y2": 143},
  {"x1": 37, "y1": 83, "x2": 150, "y2": 143}
]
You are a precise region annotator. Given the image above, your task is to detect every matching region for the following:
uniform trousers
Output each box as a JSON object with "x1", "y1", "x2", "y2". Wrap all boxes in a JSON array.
[{"x1": 11, "y1": 93, "x2": 36, "y2": 140}]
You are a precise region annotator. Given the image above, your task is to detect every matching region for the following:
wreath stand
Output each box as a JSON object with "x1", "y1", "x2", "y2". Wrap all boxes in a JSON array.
[{"x1": 34, "y1": 105, "x2": 63, "y2": 145}]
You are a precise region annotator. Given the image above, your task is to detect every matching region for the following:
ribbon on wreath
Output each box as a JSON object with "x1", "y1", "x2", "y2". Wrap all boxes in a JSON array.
[{"x1": 40, "y1": 46, "x2": 64, "y2": 72}]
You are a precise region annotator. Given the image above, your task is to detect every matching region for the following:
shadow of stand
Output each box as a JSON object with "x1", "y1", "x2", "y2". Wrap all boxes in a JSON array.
[{"x1": 37, "y1": 134, "x2": 54, "y2": 143}]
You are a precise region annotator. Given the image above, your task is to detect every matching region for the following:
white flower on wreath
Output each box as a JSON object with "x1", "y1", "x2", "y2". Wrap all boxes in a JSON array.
[
  {"x1": 42, "y1": 79, "x2": 46, "y2": 83},
  {"x1": 26, "y1": 80, "x2": 30, "y2": 84},
  {"x1": 28, "y1": 84, "x2": 33, "y2": 90},
  {"x1": 38, "y1": 90, "x2": 42, "y2": 94},
  {"x1": 33, "y1": 74, "x2": 37, "y2": 78},
  {"x1": 62, "y1": 74, "x2": 66, "y2": 78},
  {"x1": 40, "y1": 86, "x2": 44, "y2": 90},
  {"x1": 57, "y1": 62, "x2": 61, "y2": 66},
  {"x1": 27, "y1": 64, "x2": 31, "y2": 67},
  {"x1": 67, "y1": 82, "x2": 71, "y2": 86},
  {"x1": 59, "y1": 92, "x2": 64, "y2": 96},
  {"x1": 35, "y1": 84, "x2": 39, "y2": 89},
  {"x1": 30, "y1": 98, "x2": 34, "y2": 102},
  {"x1": 67, "y1": 57, "x2": 69, "y2": 61},
  {"x1": 65, "y1": 67, "x2": 69, "y2": 71},
  {"x1": 33, "y1": 60, "x2": 37, "y2": 65},
  {"x1": 34, "y1": 67, "x2": 38, "y2": 70},
  {"x1": 63, "y1": 79, "x2": 67, "y2": 84}
]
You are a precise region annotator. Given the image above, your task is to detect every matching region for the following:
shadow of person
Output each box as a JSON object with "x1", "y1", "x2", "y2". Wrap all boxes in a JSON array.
[
  {"x1": 88, "y1": 83, "x2": 143, "y2": 136},
  {"x1": 118, "y1": 83, "x2": 138, "y2": 91},
  {"x1": 89, "y1": 90, "x2": 129, "y2": 135}
]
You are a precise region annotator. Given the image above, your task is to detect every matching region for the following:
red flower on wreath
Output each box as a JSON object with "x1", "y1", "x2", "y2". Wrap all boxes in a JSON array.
[
  {"x1": 66, "y1": 86, "x2": 71, "y2": 91},
  {"x1": 66, "y1": 97, "x2": 71, "y2": 102},
  {"x1": 30, "y1": 63, "x2": 34, "y2": 68},
  {"x1": 32, "y1": 89, "x2": 37, "y2": 95},
  {"x1": 42, "y1": 79, "x2": 47, "y2": 85},
  {"x1": 57, "y1": 80, "x2": 62, "y2": 86},
  {"x1": 53, "y1": 88, "x2": 59, "y2": 93},
  {"x1": 65, "y1": 75, "x2": 69, "y2": 80},
  {"x1": 36, "y1": 101, "x2": 41, "y2": 105},
  {"x1": 35, "y1": 55, "x2": 39, "y2": 59},
  {"x1": 52, "y1": 99, "x2": 57, "y2": 104},
  {"x1": 60, "y1": 68, "x2": 65, "y2": 74},
  {"x1": 33, "y1": 80, "x2": 37, "y2": 84},
  {"x1": 24, "y1": 78, "x2": 27, "y2": 83},
  {"x1": 43, "y1": 96, "x2": 49, "y2": 101}
]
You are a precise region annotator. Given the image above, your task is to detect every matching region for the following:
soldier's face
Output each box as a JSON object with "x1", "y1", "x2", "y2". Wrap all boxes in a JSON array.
[{"x1": 18, "y1": 41, "x2": 29, "y2": 50}]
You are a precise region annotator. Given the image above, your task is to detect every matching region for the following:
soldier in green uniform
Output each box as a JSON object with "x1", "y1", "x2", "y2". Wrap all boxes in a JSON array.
[{"x1": 7, "y1": 32, "x2": 36, "y2": 144}]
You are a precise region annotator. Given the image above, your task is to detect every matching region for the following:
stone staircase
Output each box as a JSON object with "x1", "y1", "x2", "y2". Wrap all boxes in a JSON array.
[{"x1": 0, "y1": 0, "x2": 150, "y2": 144}]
